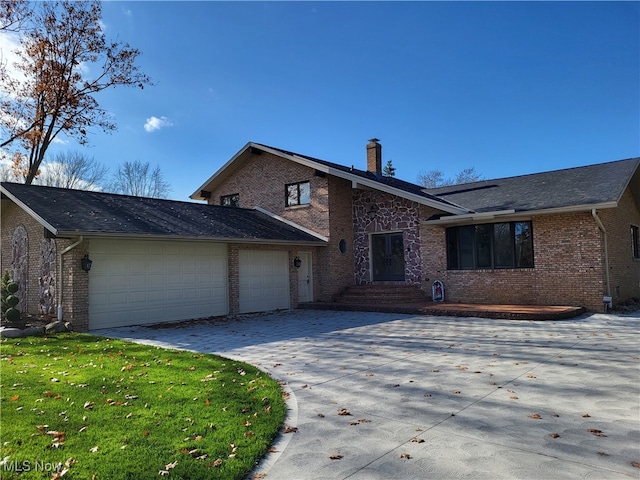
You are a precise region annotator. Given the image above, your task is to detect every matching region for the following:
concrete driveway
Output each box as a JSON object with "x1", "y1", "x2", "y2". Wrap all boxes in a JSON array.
[{"x1": 99, "y1": 310, "x2": 640, "y2": 479}]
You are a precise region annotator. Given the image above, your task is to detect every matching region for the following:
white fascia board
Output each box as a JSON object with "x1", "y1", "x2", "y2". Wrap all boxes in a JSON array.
[
  {"x1": 58, "y1": 232, "x2": 326, "y2": 246},
  {"x1": 253, "y1": 206, "x2": 330, "y2": 242},
  {"x1": 423, "y1": 202, "x2": 619, "y2": 226},
  {"x1": 190, "y1": 142, "x2": 469, "y2": 214},
  {"x1": 254, "y1": 145, "x2": 470, "y2": 215},
  {"x1": 1, "y1": 185, "x2": 58, "y2": 235},
  {"x1": 189, "y1": 141, "x2": 254, "y2": 200}
]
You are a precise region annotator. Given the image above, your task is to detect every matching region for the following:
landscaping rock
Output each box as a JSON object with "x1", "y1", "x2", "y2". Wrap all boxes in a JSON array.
[
  {"x1": 0, "y1": 327, "x2": 24, "y2": 338},
  {"x1": 45, "y1": 321, "x2": 73, "y2": 334},
  {"x1": 22, "y1": 326, "x2": 46, "y2": 337}
]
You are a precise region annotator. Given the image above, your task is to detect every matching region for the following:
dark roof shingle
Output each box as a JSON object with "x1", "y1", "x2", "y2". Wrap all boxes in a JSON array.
[
  {"x1": 426, "y1": 157, "x2": 639, "y2": 213},
  {"x1": 1, "y1": 182, "x2": 325, "y2": 244}
]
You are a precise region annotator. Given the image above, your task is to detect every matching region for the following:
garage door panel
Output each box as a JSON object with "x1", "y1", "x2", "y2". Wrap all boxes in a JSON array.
[
  {"x1": 89, "y1": 240, "x2": 228, "y2": 329},
  {"x1": 239, "y1": 250, "x2": 289, "y2": 314}
]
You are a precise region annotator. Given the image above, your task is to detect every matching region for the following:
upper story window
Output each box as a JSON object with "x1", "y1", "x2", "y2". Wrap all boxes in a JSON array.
[
  {"x1": 286, "y1": 181, "x2": 310, "y2": 207},
  {"x1": 446, "y1": 221, "x2": 534, "y2": 270},
  {"x1": 220, "y1": 193, "x2": 239, "y2": 207},
  {"x1": 632, "y1": 225, "x2": 640, "y2": 259}
]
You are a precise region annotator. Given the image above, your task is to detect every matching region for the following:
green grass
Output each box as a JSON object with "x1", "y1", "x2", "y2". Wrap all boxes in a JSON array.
[{"x1": 0, "y1": 333, "x2": 286, "y2": 479}]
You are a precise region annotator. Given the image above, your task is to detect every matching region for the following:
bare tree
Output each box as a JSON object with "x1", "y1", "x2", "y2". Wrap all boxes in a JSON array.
[
  {"x1": 35, "y1": 150, "x2": 108, "y2": 190},
  {"x1": 0, "y1": 0, "x2": 151, "y2": 184},
  {"x1": 108, "y1": 160, "x2": 172, "y2": 199},
  {"x1": 418, "y1": 167, "x2": 483, "y2": 188}
]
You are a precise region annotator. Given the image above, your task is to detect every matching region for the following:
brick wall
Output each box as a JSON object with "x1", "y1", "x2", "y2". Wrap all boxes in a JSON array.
[
  {"x1": 600, "y1": 187, "x2": 640, "y2": 304},
  {"x1": 421, "y1": 211, "x2": 607, "y2": 311},
  {"x1": 209, "y1": 152, "x2": 355, "y2": 302},
  {"x1": 1, "y1": 202, "x2": 90, "y2": 329}
]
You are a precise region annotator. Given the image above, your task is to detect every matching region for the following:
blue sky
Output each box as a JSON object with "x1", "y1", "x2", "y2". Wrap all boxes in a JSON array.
[{"x1": 49, "y1": 1, "x2": 640, "y2": 200}]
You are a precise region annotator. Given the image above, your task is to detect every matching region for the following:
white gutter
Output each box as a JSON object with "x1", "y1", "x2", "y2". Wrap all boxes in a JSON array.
[
  {"x1": 424, "y1": 201, "x2": 618, "y2": 226},
  {"x1": 57, "y1": 236, "x2": 83, "y2": 321},
  {"x1": 591, "y1": 209, "x2": 611, "y2": 298}
]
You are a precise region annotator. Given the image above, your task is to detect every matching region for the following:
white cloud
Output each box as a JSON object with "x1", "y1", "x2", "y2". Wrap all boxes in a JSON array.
[
  {"x1": 0, "y1": 31, "x2": 26, "y2": 90},
  {"x1": 144, "y1": 116, "x2": 173, "y2": 133}
]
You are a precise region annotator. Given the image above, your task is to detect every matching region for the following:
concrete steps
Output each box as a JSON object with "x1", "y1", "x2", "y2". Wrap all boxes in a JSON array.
[{"x1": 333, "y1": 285, "x2": 430, "y2": 305}]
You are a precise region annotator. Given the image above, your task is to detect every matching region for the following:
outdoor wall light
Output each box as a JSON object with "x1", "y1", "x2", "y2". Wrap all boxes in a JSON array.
[
  {"x1": 293, "y1": 256, "x2": 302, "y2": 268},
  {"x1": 81, "y1": 254, "x2": 93, "y2": 272},
  {"x1": 367, "y1": 205, "x2": 378, "y2": 220}
]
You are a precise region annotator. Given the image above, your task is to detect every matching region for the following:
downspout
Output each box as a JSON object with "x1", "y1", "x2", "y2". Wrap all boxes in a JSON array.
[
  {"x1": 591, "y1": 210, "x2": 611, "y2": 301},
  {"x1": 57, "y1": 236, "x2": 83, "y2": 321}
]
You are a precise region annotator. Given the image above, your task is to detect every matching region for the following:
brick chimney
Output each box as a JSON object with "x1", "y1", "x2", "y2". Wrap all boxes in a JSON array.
[{"x1": 366, "y1": 138, "x2": 382, "y2": 176}]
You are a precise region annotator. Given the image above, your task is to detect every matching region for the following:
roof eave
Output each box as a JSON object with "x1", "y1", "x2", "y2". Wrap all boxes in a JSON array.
[
  {"x1": 423, "y1": 202, "x2": 619, "y2": 225},
  {"x1": 211, "y1": 143, "x2": 470, "y2": 215},
  {"x1": 1, "y1": 184, "x2": 59, "y2": 235},
  {"x1": 54, "y1": 231, "x2": 327, "y2": 246}
]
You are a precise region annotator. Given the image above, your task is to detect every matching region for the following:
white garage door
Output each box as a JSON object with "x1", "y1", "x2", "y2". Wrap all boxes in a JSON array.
[
  {"x1": 239, "y1": 250, "x2": 290, "y2": 314},
  {"x1": 89, "y1": 239, "x2": 228, "y2": 329}
]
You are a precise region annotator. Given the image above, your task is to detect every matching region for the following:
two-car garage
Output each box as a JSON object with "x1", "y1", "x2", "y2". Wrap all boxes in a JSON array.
[{"x1": 88, "y1": 239, "x2": 291, "y2": 330}]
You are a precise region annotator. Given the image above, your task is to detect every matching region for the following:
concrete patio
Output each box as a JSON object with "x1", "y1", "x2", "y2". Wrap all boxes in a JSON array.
[{"x1": 98, "y1": 309, "x2": 640, "y2": 479}]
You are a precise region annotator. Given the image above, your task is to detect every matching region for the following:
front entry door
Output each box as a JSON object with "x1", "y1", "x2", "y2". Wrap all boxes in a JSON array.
[
  {"x1": 297, "y1": 252, "x2": 313, "y2": 302},
  {"x1": 372, "y1": 233, "x2": 405, "y2": 281}
]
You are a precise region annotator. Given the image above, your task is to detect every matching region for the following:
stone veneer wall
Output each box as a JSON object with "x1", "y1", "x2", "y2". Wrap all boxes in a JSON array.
[{"x1": 353, "y1": 190, "x2": 422, "y2": 286}]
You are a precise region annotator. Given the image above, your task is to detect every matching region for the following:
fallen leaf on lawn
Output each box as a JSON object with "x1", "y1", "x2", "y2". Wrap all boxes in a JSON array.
[
  {"x1": 529, "y1": 414, "x2": 542, "y2": 419},
  {"x1": 196, "y1": 454, "x2": 208, "y2": 460},
  {"x1": 510, "y1": 396, "x2": 519, "y2": 400},
  {"x1": 358, "y1": 418, "x2": 371, "y2": 423},
  {"x1": 210, "y1": 458, "x2": 223, "y2": 468},
  {"x1": 337, "y1": 408, "x2": 351, "y2": 416},
  {"x1": 165, "y1": 461, "x2": 177, "y2": 470},
  {"x1": 89, "y1": 446, "x2": 99, "y2": 453},
  {"x1": 423, "y1": 393, "x2": 432, "y2": 397},
  {"x1": 581, "y1": 413, "x2": 591, "y2": 418},
  {"x1": 284, "y1": 426, "x2": 298, "y2": 433},
  {"x1": 526, "y1": 374, "x2": 536, "y2": 378},
  {"x1": 329, "y1": 454, "x2": 343, "y2": 460},
  {"x1": 158, "y1": 470, "x2": 169, "y2": 476},
  {"x1": 631, "y1": 461, "x2": 640, "y2": 468},
  {"x1": 316, "y1": 413, "x2": 325, "y2": 418},
  {"x1": 36, "y1": 425, "x2": 49, "y2": 431},
  {"x1": 410, "y1": 437, "x2": 425, "y2": 443},
  {"x1": 252, "y1": 474, "x2": 267, "y2": 479},
  {"x1": 349, "y1": 421, "x2": 359, "y2": 426},
  {"x1": 552, "y1": 413, "x2": 560, "y2": 417},
  {"x1": 51, "y1": 468, "x2": 68, "y2": 479},
  {"x1": 587, "y1": 429, "x2": 607, "y2": 437},
  {"x1": 549, "y1": 433, "x2": 560, "y2": 438},
  {"x1": 400, "y1": 453, "x2": 411, "y2": 459},
  {"x1": 78, "y1": 426, "x2": 88, "y2": 433},
  {"x1": 366, "y1": 373, "x2": 374, "y2": 377},
  {"x1": 452, "y1": 390, "x2": 461, "y2": 395},
  {"x1": 83, "y1": 401, "x2": 94, "y2": 409},
  {"x1": 205, "y1": 399, "x2": 210, "y2": 407},
  {"x1": 245, "y1": 431, "x2": 255, "y2": 437},
  {"x1": 9, "y1": 395, "x2": 19, "y2": 402}
]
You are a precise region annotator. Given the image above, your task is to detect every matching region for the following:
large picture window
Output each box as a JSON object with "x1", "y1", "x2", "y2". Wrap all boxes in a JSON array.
[
  {"x1": 286, "y1": 181, "x2": 310, "y2": 207},
  {"x1": 446, "y1": 221, "x2": 534, "y2": 270},
  {"x1": 632, "y1": 225, "x2": 640, "y2": 259}
]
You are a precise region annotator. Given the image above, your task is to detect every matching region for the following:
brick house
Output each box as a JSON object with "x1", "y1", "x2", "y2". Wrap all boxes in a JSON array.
[{"x1": 1, "y1": 139, "x2": 639, "y2": 330}]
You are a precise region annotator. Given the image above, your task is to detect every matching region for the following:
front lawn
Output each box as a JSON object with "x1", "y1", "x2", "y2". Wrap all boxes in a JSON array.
[{"x1": 0, "y1": 333, "x2": 286, "y2": 479}]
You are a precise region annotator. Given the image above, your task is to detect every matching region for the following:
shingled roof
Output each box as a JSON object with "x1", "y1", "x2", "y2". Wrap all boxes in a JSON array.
[
  {"x1": 427, "y1": 157, "x2": 640, "y2": 215},
  {"x1": 1, "y1": 182, "x2": 326, "y2": 245}
]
